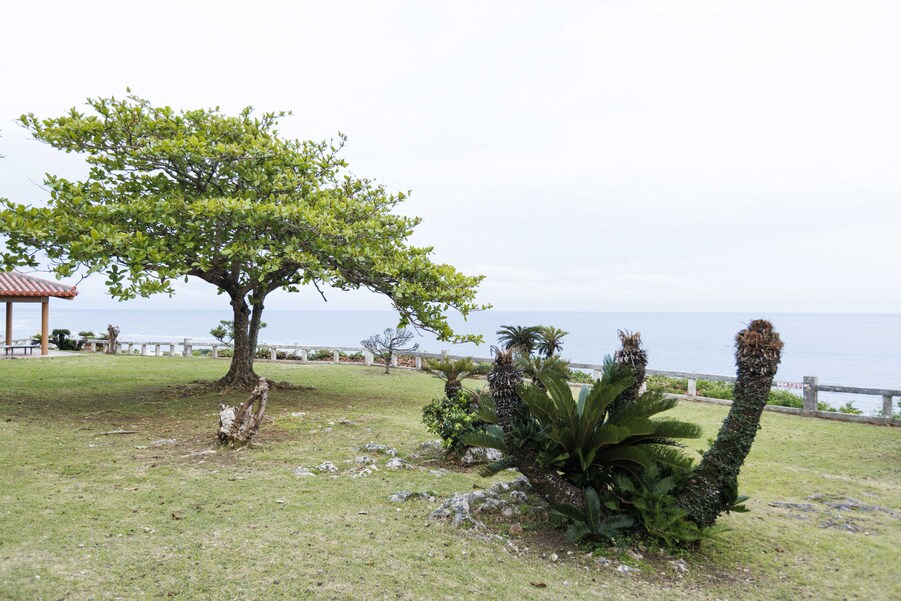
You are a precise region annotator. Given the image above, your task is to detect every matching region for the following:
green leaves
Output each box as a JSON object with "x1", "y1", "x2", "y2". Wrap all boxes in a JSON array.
[
  {"x1": 517, "y1": 368, "x2": 702, "y2": 486},
  {"x1": 1, "y1": 93, "x2": 487, "y2": 344}
]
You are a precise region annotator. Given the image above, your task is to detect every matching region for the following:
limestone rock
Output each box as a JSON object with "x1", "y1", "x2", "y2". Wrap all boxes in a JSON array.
[
  {"x1": 460, "y1": 447, "x2": 503, "y2": 465},
  {"x1": 314, "y1": 461, "x2": 339, "y2": 474},
  {"x1": 385, "y1": 457, "x2": 409, "y2": 470}
]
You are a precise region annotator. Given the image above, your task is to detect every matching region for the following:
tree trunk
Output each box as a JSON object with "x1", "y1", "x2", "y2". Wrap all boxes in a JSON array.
[
  {"x1": 677, "y1": 319, "x2": 783, "y2": 528},
  {"x1": 445, "y1": 379, "x2": 462, "y2": 399},
  {"x1": 218, "y1": 296, "x2": 260, "y2": 388},
  {"x1": 488, "y1": 347, "x2": 588, "y2": 512},
  {"x1": 218, "y1": 377, "x2": 269, "y2": 444}
]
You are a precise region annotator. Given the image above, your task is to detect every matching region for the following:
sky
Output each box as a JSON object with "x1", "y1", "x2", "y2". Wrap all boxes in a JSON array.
[{"x1": 0, "y1": 0, "x2": 899, "y2": 313}]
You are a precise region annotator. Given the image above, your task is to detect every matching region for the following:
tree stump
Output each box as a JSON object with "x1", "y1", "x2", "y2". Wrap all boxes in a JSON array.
[{"x1": 218, "y1": 377, "x2": 269, "y2": 445}]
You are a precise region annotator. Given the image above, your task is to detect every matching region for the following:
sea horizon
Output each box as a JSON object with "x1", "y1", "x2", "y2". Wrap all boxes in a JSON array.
[{"x1": 8, "y1": 307, "x2": 900, "y2": 414}]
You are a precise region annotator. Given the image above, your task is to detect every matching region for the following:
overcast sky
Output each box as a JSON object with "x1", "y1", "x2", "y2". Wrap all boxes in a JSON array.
[{"x1": 0, "y1": 0, "x2": 898, "y2": 313}]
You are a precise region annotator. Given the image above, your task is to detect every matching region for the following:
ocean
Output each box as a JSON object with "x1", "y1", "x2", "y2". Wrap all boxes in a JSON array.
[{"x1": 7, "y1": 307, "x2": 900, "y2": 414}]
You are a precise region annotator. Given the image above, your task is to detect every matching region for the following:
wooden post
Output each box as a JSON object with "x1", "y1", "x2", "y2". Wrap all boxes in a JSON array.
[
  {"x1": 802, "y1": 376, "x2": 818, "y2": 414},
  {"x1": 4, "y1": 302, "x2": 11, "y2": 345},
  {"x1": 883, "y1": 395, "x2": 894, "y2": 421},
  {"x1": 40, "y1": 298, "x2": 49, "y2": 356},
  {"x1": 687, "y1": 378, "x2": 697, "y2": 397},
  {"x1": 332, "y1": 350, "x2": 340, "y2": 363}
]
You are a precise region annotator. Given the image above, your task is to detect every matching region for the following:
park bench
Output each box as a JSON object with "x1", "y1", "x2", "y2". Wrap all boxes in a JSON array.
[{"x1": 2, "y1": 344, "x2": 39, "y2": 356}]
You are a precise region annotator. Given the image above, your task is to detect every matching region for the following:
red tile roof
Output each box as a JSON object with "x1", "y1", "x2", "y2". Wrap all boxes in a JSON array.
[{"x1": 0, "y1": 271, "x2": 78, "y2": 298}]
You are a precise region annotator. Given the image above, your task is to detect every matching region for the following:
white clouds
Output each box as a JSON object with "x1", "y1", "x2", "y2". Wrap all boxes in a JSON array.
[{"x1": 1, "y1": 0, "x2": 899, "y2": 313}]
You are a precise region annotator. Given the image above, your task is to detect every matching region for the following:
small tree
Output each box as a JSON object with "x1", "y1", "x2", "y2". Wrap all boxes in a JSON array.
[
  {"x1": 210, "y1": 320, "x2": 266, "y2": 348},
  {"x1": 536, "y1": 325, "x2": 568, "y2": 358},
  {"x1": 423, "y1": 356, "x2": 489, "y2": 398},
  {"x1": 0, "y1": 93, "x2": 486, "y2": 389},
  {"x1": 361, "y1": 328, "x2": 419, "y2": 373},
  {"x1": 496, "y1": 325, "x2": 541, "y2": 356}
]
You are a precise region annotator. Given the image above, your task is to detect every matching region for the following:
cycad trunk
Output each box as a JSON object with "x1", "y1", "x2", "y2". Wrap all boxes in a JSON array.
[
  {"x1": 677, "y1": 319, "x2": 783, "y2": 527},
  {"x1": 445, "y1": 378, "x2": 462, "y2": 399},
  {"x1": 488, "y1": 348, "x2": 587, "y2": 511},
  {"x1": 613, "y1": 330, "x2": 647, "y2": 411}
]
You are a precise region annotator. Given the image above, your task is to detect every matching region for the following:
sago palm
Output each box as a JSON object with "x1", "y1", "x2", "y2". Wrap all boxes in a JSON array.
[
  {"x1": 526, "y1": 369, "x2": 701, "y2": 488},
  {"x1": 518, "y1": 354, "x2": 570, "y2": 391},
  {"x1": 465, "y1": 363, "x2": 702, "y2": 489},
  {"x1": 423, "y1": 356, "x2": 490, "y2": 399},
  {"x1": 496, "y1": 325, "x2": 541, "y2": 356},
  {"x1": 536, "y1": 325, "x2": 568, "y2": 358}
]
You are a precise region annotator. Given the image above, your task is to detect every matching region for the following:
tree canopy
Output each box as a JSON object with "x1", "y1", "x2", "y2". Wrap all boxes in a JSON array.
[{"x1": 0, "y1": 93, "x2": 487, "y2": 385}]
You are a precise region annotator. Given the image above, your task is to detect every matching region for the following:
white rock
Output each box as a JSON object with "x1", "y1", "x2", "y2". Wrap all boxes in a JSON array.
[
  {"x1": 314, "y1": 461, "x2": 339, "y2": 473},
  {"x1": 385, "y1": 458, "x2": 408, "y2": 470},
  {"x1": 293, "y1": 466, "x2": 316, "y2": 477}
]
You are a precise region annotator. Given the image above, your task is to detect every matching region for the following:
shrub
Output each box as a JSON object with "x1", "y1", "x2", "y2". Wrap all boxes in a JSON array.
[
  {"x1": 422, "y1": 390, "x2": 486, "y2": 453},
  {"x1": 566, "y1": 368, "x2": 594, "y2": 384},
  {"x1": 308, "y1": 349, "x2": 334, "y2": 361},
  {"x1": 647, "y1": 375, "x2": 842, "y2": 411},
  {"x1": 610, "y1": 465, "x2": 736, "y2": 547}
]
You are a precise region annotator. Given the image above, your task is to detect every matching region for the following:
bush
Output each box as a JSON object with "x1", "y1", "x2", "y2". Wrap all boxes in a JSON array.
[
  {"x1": 565, "y1": 368, "x2": 594, "y2": 384},
  {"x1": 308, "y1": 349, "x2": 334, "y2": 361},
  {"x1": 647, "y1": 375, "x2": 840, "y2": 411},
  {"x1": 422, "y1": 391, "x2": 484, "y2": 453},
  {"x1": 609, "y1": 465, "x2": 736, "y2": 547}
]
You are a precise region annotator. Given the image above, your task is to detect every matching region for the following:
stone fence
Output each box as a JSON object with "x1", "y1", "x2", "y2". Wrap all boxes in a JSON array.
[{"x1": 84, "y1": 338, "x2": 900, "y2": 426}]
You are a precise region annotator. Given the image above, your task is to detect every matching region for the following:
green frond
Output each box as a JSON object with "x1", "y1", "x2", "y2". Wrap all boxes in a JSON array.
[{"x1": 459, "y1": 425, "x2": 507, "y2": 451}]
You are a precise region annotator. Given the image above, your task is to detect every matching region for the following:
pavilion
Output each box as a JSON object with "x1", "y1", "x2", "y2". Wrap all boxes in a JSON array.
[{"x1": 0, "y1": 271, "x2": 78, "y2": 356}]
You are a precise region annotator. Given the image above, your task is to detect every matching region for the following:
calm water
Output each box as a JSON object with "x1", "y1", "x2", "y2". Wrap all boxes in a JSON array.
[{"x1": 9, "y1": 307, "x2": 901, "y2": 413}]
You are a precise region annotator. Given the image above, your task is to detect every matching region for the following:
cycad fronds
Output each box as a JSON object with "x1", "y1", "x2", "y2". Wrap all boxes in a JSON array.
[
  {"x1": 554, "y1": 487, "x2": 634, "y2": 542},
  {"x1": 423, "y1": 356, "x2": 490, "y2": 398},
  {"x1": 517, "y1": 370, "x2": 701, "y2": 486},
  {"x1": 496, "y1": 325, "x2": 541, "y2": 356},
  {"x1": 536, "y1": 325, "x2": 569, "y2": 358}
]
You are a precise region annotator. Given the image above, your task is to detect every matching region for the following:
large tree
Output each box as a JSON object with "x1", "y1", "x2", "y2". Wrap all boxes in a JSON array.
[{"x1": 0, "y1": 93, "x2": 486, "y2": 387}]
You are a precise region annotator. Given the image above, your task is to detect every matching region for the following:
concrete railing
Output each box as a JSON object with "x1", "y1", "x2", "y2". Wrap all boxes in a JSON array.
[{"x1": 84, "y1": 338, "x2": 900, "y2": 425}]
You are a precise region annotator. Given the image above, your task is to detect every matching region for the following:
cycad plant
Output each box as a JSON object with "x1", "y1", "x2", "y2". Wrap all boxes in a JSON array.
[
  {"x1": 536, "y1": 325, "x2": 568, "y2": 358},
  {"x1": 423, "y1": 357, "x2": 490, "y2": 399},
  {"x1": 554, "y1": 487, "x2": 634, "y2": 543},
  {"x1": 677, "y1": 319, "x2": 783, "y2": 527},
  {"x1": 612, "y1": 329, "x2": 648, "y2": 413},
  {"x1": 496, "y1": 325, "x2": 541, "y2": 356},
  {"x1": 518, "y1": 354, "x2": 570, "y2": 390},
  {"x1": 520, "y1": 365, "x2": 702, "y2": 489}
]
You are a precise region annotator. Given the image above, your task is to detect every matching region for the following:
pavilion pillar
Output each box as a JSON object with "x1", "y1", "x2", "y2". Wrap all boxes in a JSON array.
[
  {"x1": 5, "y1": 302, "x2": 11, "y2": 345},
  {"x1": 41, "y1": 298, "x2": 49, "y2": 356}
]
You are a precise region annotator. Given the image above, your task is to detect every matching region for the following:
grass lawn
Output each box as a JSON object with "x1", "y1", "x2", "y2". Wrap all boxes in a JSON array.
[{"x1": 1, "y1": 355, "x2": 899, "y2": 600}]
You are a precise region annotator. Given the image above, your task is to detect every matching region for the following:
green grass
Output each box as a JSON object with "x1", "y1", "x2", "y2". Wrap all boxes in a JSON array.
[{"x1": 1, "y1": 356, "x2": 899, "y2": 600}]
